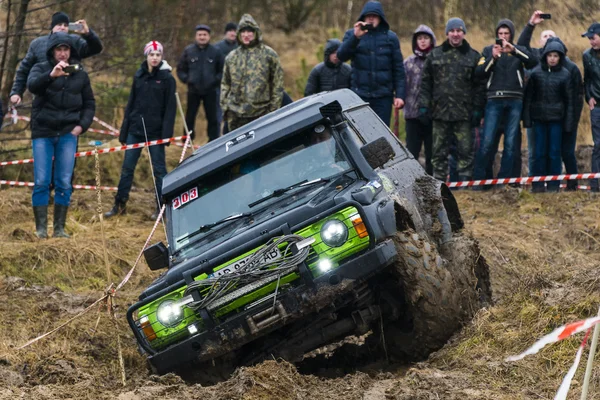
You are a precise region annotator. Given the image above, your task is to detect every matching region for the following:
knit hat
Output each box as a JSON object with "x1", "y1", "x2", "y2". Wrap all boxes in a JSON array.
[
  {"x1": 50, "y1": 12, "x2": 69, "y2": 30},
  {"x1": 445, "y1": 17, "x2": 467, "y2": 35},
  {"x1": 195, "y1": 24, "x2": 211, "y2": 33},
  {"x1": 144, "y1": 41, "x2": 163, "y2": 55},
  {"x1": 225, "y1": 22, "x2": 237, "y2": 33}
]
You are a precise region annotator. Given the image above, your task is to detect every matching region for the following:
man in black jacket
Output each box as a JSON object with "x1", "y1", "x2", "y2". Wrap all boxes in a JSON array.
[
  {"x1": 27, "y1": 32, "x2": 95, "y2": 238},
  {"x1": 304, "y1": 39, "x2": 352, "y2": 96},
  {"x1": 582, "y1": 22, "x2": 600, "y2": 192},
  {"x1": 473, "y1": 19, "x2": 537, "y2": 187},
  {"x1": 215, "y1": 23, "x2": 238, "y2": 133},
  {"x1": 177, "y1": 24, "x2": 224, "y2": 142},
  {"x1": 105, "y1": 41, "x2": 176, "y2": 219},
  {"x1": 10, "y1": 11, "x2": 102, "y2": 106}
]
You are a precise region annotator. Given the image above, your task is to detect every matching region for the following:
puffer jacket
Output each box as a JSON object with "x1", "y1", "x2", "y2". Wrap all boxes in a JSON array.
[
  {"x1": 337, "y1": 1, "x2": 405, "y2": 100},
  {"x1": 523, "y1": 41, "x2": 574, "y2": 131},
  {"x1": 475, "y1": 19, "x2": 538, "y2": 99},
  {"x1": 220, "y1": 14, "x2": 284, "y2": 118},
  {"x1": 403, "y1": 25, "x2": 436, "y2": 119},
  {"x1": 583, "y1": 47, "x2": 600, "y2": 103},
  {"x1": 177, "y1": 42, "x2": 224, "y2": 95},
  {"x1": 120, "y1": 60, "x2": 176, "y2": 143},
  {"x1": 304, "y1": 39, "x2": 352, "y2": 96},
  {"x1": 10, "y1": 30, "x2": 102, "y2": 98},
  {"x1": 27, "y1": 32, "x2": 95, "y2": 139}
]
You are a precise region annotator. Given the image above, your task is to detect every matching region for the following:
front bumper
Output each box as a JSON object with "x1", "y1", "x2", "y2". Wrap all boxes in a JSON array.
[{"x1": 146, "y1": 238, "x2": 397, "y2": 374}]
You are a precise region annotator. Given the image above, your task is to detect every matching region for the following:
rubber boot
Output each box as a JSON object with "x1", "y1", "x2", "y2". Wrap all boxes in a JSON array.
[
  {"x1": 53, "y1": 204, "x2": 70, "y2": 238},
  {"x1": 104, "y1": 199, "x2": 127, "y2": 219},
  {"x1": 33, "y1": 206, "x2": 48, "y2": 239}
]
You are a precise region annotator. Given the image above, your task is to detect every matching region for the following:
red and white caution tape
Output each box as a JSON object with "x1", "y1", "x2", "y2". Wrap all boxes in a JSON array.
[
  {"x1": 554, "y1": 330, "x2": 591, "y2": 400},
  {"x1": 449, "y1": 173, "x2": 600, "y2": 188},
  {"x1": 92, "y1": 116, "x2": 120, "y2": 134},
  {"x1": 0, "y1": 180, "x2": 117, "y2": 191},
  {"x1": 5, "y1": 111, "x2": 120, "y2": 137}
]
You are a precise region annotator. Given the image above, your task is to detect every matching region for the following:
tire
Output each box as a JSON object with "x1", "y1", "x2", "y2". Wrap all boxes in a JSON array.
[{"x1": 374, "y1": 230, "x2": 491, "y2": 361}]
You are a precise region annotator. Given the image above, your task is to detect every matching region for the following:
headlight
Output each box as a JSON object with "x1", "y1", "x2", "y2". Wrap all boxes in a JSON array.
[
  {"x1": 156, "y1": 299, "x2": 184, "y2": 327},
  {"x1": 320, "y1": 219, "x2": 348, "y2": 247}
]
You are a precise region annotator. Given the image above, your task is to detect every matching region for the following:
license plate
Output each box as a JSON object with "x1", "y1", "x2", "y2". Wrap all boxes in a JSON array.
[{"x1": 211, "y1": 247, "x2": 282, "y2": 278}]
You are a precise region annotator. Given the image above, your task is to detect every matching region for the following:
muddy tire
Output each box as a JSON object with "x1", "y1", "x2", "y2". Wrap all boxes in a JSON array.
[{"x1": 375, "y1": 230, "x2": 491, "y2": 360}]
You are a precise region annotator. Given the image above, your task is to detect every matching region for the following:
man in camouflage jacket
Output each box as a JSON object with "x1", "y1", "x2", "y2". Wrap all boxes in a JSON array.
[
  {"x1": 220, "y1": 14, "x2": 284, "y2": 132},
  {"x1": 419, "y1": 18, "x2": 485, "y2": 181}
]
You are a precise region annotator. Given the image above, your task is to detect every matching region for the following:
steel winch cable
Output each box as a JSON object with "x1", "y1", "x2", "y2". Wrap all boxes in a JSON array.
[{"x1": 184, "y1": 234, "x2": 310, "y2": 311}]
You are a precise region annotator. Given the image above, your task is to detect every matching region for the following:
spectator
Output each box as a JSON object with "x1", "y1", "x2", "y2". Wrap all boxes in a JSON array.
[
  {"x1": 544, "y1": 37, "x2": 584, "y2": 191},
  {"x1": 419, "y1": 18, "x2": 485, "y2": 182},
  {"x1": 27, "y1": 32, "x2": 95, "y2": 238},
  {"x1": 177, "y1": 24, "x2": 223, "y2": 142},
  {"x1": 221, "y1": 14, "x2": 284, "y2": 132},
  {"x1": 473, "y1": 19, "x2": 537, "y2": 189},
  {"x1": 337, "y1": 1, "x2": 405, "y2": 126},
  {"x1": 105, "y1": 41, "x2": 176, "y2": 220},
  {"x1": 304, "y1": 39, "x2": 352, "y2": 96},
  {"x1": 582, "y1": 22, "x2": 600, "y2": 192},
  {"x1": 10, "y1": 11, "x2": 102, "y2": 106},
  {"x1": 404, "y1": 25, "x2": 436, "y2": 175},
  {"x1": 215, "y1": 22, "x2": 238, "y2": 131},
  {"x1": 523, "y1": 41, "x2": 574, "y2": 192}
]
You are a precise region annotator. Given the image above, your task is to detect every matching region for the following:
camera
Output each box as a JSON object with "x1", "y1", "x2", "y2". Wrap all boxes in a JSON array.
[
  {"x1": 539, "y1": 13, "x2": 551, "y2": 19},
  {"x1": 360, "y1": 23, "x2": 374, "y2": 31},
  {"x1": 495, "y1": 38, "x2": 504, "y2": 46},
  {"x1": 62, "y1": 64, "x2": 82, "y2": 74},
  {"x1": 68, "y1": 23, "x2": 83, "y2": 32}
]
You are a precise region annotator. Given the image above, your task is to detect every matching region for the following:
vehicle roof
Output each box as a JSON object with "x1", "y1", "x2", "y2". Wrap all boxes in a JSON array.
[{"x1": 163, "y1": 89, "x2": 366, "y2": 198}]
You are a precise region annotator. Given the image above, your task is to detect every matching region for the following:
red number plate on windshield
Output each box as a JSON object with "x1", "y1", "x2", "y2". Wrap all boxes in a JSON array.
[{"x1": 173, "y1": 187, "x2": 199, "y2": 210}]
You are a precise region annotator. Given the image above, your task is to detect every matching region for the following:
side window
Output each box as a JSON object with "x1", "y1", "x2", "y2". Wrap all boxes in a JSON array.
[{"x1": 345, "y1": 106, "x2": 409, "y2": 163}]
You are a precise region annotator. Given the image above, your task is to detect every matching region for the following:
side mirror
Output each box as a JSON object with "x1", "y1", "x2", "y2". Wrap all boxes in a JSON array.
[
  {"x1": 361, "y1": 137, "x2": 396, "y2": 170},
  {"x1": 144, "y1": 242, "x2": 170, "y2": 271}
]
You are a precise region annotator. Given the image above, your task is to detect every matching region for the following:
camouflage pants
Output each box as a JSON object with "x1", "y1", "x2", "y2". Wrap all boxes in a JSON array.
[
  {"x1": 226, "y1": 113, "x2": 262, "y2": 132},
  {"x1": 432, "y1": 120, "x2": 474, "y2": 181}
]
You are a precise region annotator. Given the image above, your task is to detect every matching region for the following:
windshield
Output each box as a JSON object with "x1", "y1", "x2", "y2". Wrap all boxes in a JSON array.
[{"x1": 170, "y1": 123, "x2": 352, "y2": 251}]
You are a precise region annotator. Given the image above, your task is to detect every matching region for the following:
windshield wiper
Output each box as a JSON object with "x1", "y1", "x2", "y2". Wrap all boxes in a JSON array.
[
  {"x1": 248, "y1": 178, "x2": 330, "y2": 208},
  {"x1": 176, "y1": 212, "x2": 253, "y2": 244}
]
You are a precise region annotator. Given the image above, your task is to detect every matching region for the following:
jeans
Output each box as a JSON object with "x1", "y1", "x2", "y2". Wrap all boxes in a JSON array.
[
  {"x1": 562, "y1": 128, "x2": 578, "y2": 190},
  {"x1": 32, "y1": 133, "x2": 78, "y2": 206},
  {"x1": 405, "y1": 118, "x2": 433, "y2": 175},
  {"x1": 362, "y1": 96, "x2": 393, "y2": 127},
  {"x1": 591, "y1": 108, "x2": 600, "y2": 191},
  {"x1": 531, "y1": 121, "x2": 562, "y2": 192},
  {"x1": 186, "y1": 91, "x2": 220, "y2": 142},
  {"x1": 473, "y1": 99, "x2": 523, "y2": 182},
  {"x1": 115, "y1": 134, "x2": 167, "y2": 204}
]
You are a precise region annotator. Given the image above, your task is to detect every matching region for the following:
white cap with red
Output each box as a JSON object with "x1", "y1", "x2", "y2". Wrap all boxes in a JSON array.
[{"x1": 144, "y1": 41, "x2": 163, "y2": 55}]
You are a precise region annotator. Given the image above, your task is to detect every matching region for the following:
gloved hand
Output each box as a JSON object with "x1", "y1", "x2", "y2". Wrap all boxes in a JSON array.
[
  {"x1": 471, "y1": 110, "x2": 483, "y2": 128},
  {"x1": 417, "y1": 107, "x2": 431, "y2": 126}
]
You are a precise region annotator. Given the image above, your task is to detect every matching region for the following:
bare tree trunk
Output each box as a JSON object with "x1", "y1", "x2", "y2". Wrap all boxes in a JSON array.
[
  {"x1": 0, "y1": 0, "x2": 13, "y2": 95},
  {"x1": 1, "y1": 0, "x2": 31, "y2": 101}
]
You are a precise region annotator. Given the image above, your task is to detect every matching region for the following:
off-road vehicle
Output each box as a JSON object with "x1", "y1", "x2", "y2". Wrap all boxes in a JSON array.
[{"x1": 127, "y1": 89, "x2": 491, "y2": 380}]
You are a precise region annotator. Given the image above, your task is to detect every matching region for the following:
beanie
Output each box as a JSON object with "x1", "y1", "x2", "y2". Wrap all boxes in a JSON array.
[
  {"x1": 445, "y1": 17, "x2": 467, "y2": 35},
  {"x1": 144, "y1": 41, "x2": 163, "y2": 55},
  {"x1": 225, "y1": 22, "x2": 237, "y2": 33},
  {"x1": 50, "y1": 12, "x2": 70, "y2": 30},
  {"x1": 195, "y1": 24, "x2": 211, "y2": 33}
]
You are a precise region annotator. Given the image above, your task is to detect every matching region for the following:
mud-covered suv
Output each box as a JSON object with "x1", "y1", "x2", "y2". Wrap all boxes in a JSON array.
[{"x1": 127, "y1": 89, "x2": 491, "y2": 380}]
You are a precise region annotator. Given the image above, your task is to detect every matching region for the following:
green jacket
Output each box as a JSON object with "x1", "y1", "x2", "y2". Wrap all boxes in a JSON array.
[
  {"x1": 419, "y1": 39, "x2": 485, "y2": 122},
  {"x1": 220, "y1": 14, "x2": 284, "y2": 118}
]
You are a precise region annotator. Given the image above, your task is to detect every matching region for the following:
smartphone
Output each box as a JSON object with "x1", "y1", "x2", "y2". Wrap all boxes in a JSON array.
[
  {"x1": 68, "y1": 22, "x2": 83, "y2": 32},
  {"x1": 495, "y1": 38, "x2": 503, "y2": 45},
  {"x1": 63, "y1": 64, "x2": 81, "y2": 74},
  {"x1": 360, "y1": 23, "x2": 374, "y2": 31},
  {"x1": 539, "y1": 13, "x2": 551, "y2": 19}
]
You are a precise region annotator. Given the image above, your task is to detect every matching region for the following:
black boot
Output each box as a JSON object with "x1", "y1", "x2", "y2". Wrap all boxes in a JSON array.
[
  {"x1": 33, "y1": 206, "x2": 48, "y2": 239},
  {"x1": 53, "y1": 204, "x2": 70, "y2": 238},
  {"x1": 104, "y1": 199, "x2": 127, "y2": 219}
]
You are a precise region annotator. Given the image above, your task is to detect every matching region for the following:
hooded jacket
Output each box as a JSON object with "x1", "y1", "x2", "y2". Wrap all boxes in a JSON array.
[
  {"x1": 304, "y1": 39, "x2": 352, "y2": 96},
  {"x1": 177, "y1": 40, "x2": 224, "y2": 95},
  {"x1": 10, "y1": 29, "x2": 102, "y2": 98},
  {"x1": 27, "y1": 33, "x2": 95, "y2": 139},
  {"x1": 120, "y1": 60, "x2": 176, "y2": 143},
  {"x1": 523, "y1": 41, "x2": 574, "y2": 131},
  {"x1": 403, "y1": 25, "x2": 436, "y2": 119},
  {"x1": 337, "y1": 1, "x2": 406, "y2": 99},
  {"x1": 220, "y1": 14, "x2": 284, "y2": 118},
  {"x1": 583, "y1": 47, "x2": 600, "y2": 104},
  {"x1": 475, "y1": 19, "x2": 538, "y2": 99}
]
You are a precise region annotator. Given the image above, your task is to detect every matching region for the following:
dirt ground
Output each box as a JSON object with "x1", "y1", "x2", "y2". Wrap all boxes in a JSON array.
[{"x1": 0, "y1": 186, "x2": 599, "y2": 399}]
